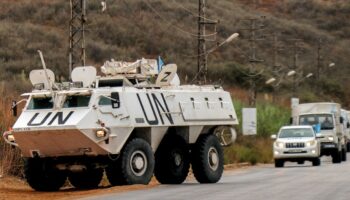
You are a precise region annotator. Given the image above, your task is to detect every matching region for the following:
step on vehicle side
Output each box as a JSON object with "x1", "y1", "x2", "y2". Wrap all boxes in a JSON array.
[{"x1": 3, "y1": 58, "x2": 239, "y2": 191}]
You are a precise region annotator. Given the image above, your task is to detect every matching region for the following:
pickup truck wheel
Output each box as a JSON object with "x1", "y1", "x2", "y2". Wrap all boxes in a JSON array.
[
  {"x1": 155, "y1": 134, "x2": 190, "y2": 184},
  {"x1": 191, "y1": 134, "x2": 224, "y2": 183},
  {"x1": 342, "y1": 148, "x2": 347, "y2": 161},
  {"x1": 274, "y1": 160, "x2": 284, "y2": 168},
  {"x1": 69, "y1": 168, "x2": 103, "y2": 189},
  {"x1": 24, "y1": 158, "x2": 66, "y2": 191},
  {"x1": 119, "y1": 138, "x2": 155, "y2": 185},
  {"x1": 332, "y1": 150, "x2": 342, "y2": 163},
  {"x1": 312, "y1": 158, "x2": 321, "y2": 166}
]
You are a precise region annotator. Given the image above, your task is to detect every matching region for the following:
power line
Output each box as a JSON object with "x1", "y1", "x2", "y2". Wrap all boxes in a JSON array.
[
  {"x1": 171, "y1": 0, "x2": 217, "y2": 23},
  {"x1": 144, "y1": 0, "x2": 216, "y2": 38}
]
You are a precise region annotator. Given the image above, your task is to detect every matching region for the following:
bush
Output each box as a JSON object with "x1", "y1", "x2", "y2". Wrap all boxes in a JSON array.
[
  {"x1": 224, "y1": 137, "x2": 273, "y2": 165},
  {"x1": 257, "y1": 102, "x2": 290, "y2": 137}
]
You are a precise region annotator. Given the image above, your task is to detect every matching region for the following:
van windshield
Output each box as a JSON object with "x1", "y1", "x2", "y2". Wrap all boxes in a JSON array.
[
  {"x1": 27, "y1": 96, "x2": 53, "y2": 110},
  {"x1": 63, "y1": 95, "x2": 91, "y2": 108},
  {"x1": 279, "y1": 128, "x2": 315, "y2": 138},
  {"x1": 299, "y1": 114, "x2": 334, "y2": 130}
]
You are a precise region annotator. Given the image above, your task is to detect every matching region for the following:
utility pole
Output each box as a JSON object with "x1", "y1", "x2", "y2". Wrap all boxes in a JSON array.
[
  {"x1": 272, "y1": 33, "x2": 285, "y2": 69},
  {"x1": 240, "y1": 17, "x2": 265, "y2": 106},
  {"x1": 197, "y1": 0, "x2": 217, "y2": 84},
  {"x1": 316, "y1": 38, "x2": 323, "y2": 81},
  {"x1": 288, "y1": 39, "x2": 303, "y2": 97},
  {"x1": 69, "y1": 0, "x2": 87, "y2": 79}
]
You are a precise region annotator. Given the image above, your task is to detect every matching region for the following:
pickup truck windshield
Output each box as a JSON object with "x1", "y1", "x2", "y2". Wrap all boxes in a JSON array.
[
  {"x1": 299, "y1": 114, "x2": 334, "y2": 130},
  {"x1": 63, "y1": 95, "x2": 91, "y2": 108},
  {"x1": 27, "y1": 97, "x2": 53, "y2": 110},
  {"x1": 279, "y1": 128, "x2": 314, "y2": 138}
]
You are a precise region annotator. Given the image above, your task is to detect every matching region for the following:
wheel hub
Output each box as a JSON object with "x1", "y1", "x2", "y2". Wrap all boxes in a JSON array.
[
  {"x1": 173, "y1": 152, "x2": 182, "y2": 167},
  {"x1": 130, "y1": 150, "x2": 147, "y2": 176},
  {"x1": 208, "y1": 147, "x2": 219, "y2": 171}
]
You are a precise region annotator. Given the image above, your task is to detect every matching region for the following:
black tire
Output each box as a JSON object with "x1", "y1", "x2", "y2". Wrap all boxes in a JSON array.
[
  {"x1": 342, "y1": 148, "x2": 347, "y2": 161},
  {"x1": 312, "y1": 158, "x2": 321, "y2": 166},
  {"x1": 332, "y1": 150, "x2": 342, "y2": 163},
  {"x1": 274, "y1": 159, "x2": 284, "y2": 168},
  {"x1": 106, "y1": 159, "x2": 127, "y2": 186},
  {"x1": 297, "y1": 160, "x2": 305, "y2": 165},
  {"x1": 154, "y1": 134, "x2": 190, "y2": 184},
  {"x1": 191, "y1": 134, "x2": 224, "y2": 183},
  {"x1": 69, "y1": 168, "x2": 103, "y2": 189},
  {"x1": 115, "y1": 138, "x2": 154, "y2": 185},
  {"x1": 24, "y1": 158, "x2": 66, "y2": 191}
]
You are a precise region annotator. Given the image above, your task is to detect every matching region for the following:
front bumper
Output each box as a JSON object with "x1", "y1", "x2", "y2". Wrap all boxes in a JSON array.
[
  {"x1": 274, "y1": 146, "x2": 319, "y2": 159},
  {"x1": 320, "y1": 142, "x2": 338, "y2": 150},
  {"x1": 12, "y1": 129, "x2": 108, "y2": 158}
]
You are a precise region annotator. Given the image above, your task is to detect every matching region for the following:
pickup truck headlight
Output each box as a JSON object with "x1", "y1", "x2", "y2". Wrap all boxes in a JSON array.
[
  {"x1": 306, "y1": 140, "x2": 316, "y2": 147},
  {"x1": 275, "y1": 142, "x2": 284, "y2": 148},
  {"x1": 328, "y1": 136, "x2": 334, "y2": 142}
]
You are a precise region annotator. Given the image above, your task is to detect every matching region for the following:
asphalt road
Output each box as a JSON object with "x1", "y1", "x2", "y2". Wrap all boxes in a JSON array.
[{"x1": 84, "y1": 155, "x2": 350, "y2": 200}]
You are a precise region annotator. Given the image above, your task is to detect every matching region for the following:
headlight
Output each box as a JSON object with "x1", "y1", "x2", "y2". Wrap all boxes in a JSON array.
[
  {"x1": 328, "y1": 136, "x2": 334, "y2": 142},
  {"x1": 7, "y1": 134, "x2": 15, "y2": 142},
  {"x1": 96, "y1": 130, "x2": 106, "y2": 138},
  {"x1": 306, "y1": 140, "x2": 316, "y2": 147},
  {"x1": 275, "y1": 142, "x2": 284, "y2": 148}
]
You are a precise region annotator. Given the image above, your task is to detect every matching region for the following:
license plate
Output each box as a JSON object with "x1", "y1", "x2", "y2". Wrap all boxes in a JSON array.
[
  {"x1": 289, "y1": 149, "x2": 303, "y2": 153},
  {"x1": 324, "y1": 144, "x2": 335, "y2": 148}
]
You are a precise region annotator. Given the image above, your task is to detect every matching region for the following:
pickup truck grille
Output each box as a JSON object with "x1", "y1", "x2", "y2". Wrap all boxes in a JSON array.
[{"x1": 286, "y1": 142, "x2": 305, "y2": 148}]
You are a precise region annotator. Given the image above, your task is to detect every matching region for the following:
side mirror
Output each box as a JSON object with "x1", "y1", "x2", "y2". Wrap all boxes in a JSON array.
[
  {"x1": 271, "y1": 134, "x2": 277, "y2": 140},
  {"x1": 11, "y1": 100, "x2": 17, "y2": 117},
  {"x1": 315, "y1": 133, "x2": 323, "y2": 139},
  {"x1": 340, "y1": 116, "x2": 344, "y2": 124},
  {"x1": 347, "y1": 122, "x2": 350, "y2": 129}
]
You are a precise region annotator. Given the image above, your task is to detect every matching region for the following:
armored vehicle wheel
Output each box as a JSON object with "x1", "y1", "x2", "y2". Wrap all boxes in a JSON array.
[
  {"x1": 312, "y1": 158, "x2": 321, "y2": 166},
  {"x1": 68, "y1": 168, "x2": 103, "y2": 189},
  {"x1": 297, "y1": 161, "x2": 305, "y2": 165},
  {"x1": 106, "y1": 160, "x2": 126, "y2": 186},
  {"x1": 342, "y1": 148, "x2": 347, "y2": 161},
  {"x1": 332, "y1": 150, "x2": 342, "y2": 163},
  {"x1": 154, "y1": 134, "x2": 190, "y2": 184},
  {"x1": 274, "y1": 160, "x2": 284, "y2": 168},
  {"x1": 118, "y1": 138, "x2": 155, "y2": 185},
  {"x1": 24, "y1": 158, "x2": 66, "y2": 191},
  {"x1": 191, "y1": 134, "x2": 224, "y2": 183}
]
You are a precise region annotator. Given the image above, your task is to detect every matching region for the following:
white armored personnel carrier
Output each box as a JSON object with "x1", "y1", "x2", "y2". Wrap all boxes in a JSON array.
[{"x1": 3, "y1": 56, "x2": 239, "y2": 191}]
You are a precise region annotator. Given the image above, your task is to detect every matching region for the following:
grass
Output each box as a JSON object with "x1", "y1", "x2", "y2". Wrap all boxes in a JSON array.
[{"x1": 224, "y1": 98, "x2": 290, "y2": 165}]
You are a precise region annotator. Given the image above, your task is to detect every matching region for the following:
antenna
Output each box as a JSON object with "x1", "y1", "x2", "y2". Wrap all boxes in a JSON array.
[
  {"x1": 69, "y1": 0, "x2": 87, "y2": 80},
  {"x1": 38, "y1": 50, "x2": 54, "y2": 95}
]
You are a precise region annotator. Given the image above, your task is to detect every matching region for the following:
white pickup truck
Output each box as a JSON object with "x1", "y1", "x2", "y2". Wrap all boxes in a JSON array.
[{"x1": 272, "y1": 125, "x2": 321, "y2": 168}]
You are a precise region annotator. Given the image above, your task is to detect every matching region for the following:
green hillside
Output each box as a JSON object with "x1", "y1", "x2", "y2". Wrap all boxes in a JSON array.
[{"x1": 0, "y1": 0, "x2": 349, "y2": 103}]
